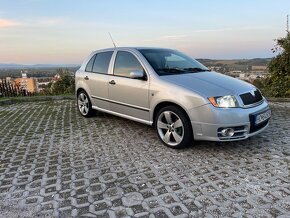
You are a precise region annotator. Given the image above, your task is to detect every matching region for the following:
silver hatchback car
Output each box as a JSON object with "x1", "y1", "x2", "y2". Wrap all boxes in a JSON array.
[{"x1": 75, "y1": 47, "x2": 271, "y2": 148}]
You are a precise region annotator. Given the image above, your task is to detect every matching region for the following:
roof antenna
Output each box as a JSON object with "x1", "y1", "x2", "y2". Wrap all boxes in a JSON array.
[
  {"x1": 287, "y1": 14, "x2": 289, "y2": 34},
  {"x1": 108, "y1": 32, "x2": 116, "y2": 48}
]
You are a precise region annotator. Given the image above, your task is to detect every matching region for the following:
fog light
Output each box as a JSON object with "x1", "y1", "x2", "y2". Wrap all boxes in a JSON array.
[{"x1": 221, "y1": 128, "x2": 235, "y2": 137}]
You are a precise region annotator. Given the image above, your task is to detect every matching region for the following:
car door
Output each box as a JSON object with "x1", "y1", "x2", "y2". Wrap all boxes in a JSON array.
[
  {"x1": 108, "y1": 50, "x2": 150, "y2": 122},
  {"x1": 84, "y1": 51, "x2": 113, "y2": 110}
]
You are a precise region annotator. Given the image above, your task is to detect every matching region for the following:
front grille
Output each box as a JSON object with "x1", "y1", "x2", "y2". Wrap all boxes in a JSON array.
[{"x1": 240, "y1": 90, "x2": 263, "y2": 106}]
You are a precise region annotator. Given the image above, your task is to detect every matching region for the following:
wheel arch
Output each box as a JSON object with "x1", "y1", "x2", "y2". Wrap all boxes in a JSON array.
[
  {"x1": 76, "y1": 87, "x2": 86, "y2": 96},
  {"x1": 152, "y1": 101, "x2": 192, "y2": 127},
  {"x1": 76, "y1": 87, "x2": 93, "y2": 102}
]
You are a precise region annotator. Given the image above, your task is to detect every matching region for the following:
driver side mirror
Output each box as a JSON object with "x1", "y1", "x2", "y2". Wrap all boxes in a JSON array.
[{"x1": 130, "y1": 70, "x2": 146, "y2": 80}]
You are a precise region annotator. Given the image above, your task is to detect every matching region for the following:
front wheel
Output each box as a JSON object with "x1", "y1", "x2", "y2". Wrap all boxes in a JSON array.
[
  {"x1": 155, "y1": 106, "x2": 193, "y2": 148},
  {"x1": 77, "y1": 90, "x2": 93, "y2": 117}
]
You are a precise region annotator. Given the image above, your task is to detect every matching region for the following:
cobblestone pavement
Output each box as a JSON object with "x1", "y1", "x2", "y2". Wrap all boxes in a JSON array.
[{"x1": 0, "y1": 100, "x2": 289, "y2": 218}]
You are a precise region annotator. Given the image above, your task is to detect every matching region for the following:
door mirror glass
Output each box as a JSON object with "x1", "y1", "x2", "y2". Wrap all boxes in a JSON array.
[{"x1": 130, "y1": 70, "x2": 145, "y2": 80}]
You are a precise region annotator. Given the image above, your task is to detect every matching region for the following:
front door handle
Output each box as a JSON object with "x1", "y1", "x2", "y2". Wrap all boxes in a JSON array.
[
  {"x1": 84, "y1": 76, "x2": 89, "y2": 80},
  {"x1": 109, "y1": 80, "x2": 116, "y2": 85}
]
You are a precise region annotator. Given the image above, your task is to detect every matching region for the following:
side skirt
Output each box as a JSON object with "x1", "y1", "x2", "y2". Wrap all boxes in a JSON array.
[{"x1": 92, "y1": 105, "x2": 153, "y2": 125}]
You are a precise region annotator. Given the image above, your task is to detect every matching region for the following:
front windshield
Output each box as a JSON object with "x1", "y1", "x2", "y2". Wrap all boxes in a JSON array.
[{"x1": 138, "y1": 49, "x2": 209, "y2": 76}]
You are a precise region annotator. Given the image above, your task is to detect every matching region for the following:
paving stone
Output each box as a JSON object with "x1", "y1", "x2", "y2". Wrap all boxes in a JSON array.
[{"x1": 0, "y1": 100, "x2": 289, "y2": 217}]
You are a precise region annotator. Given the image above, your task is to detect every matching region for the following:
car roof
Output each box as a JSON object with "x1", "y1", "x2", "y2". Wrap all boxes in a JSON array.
[{"x1": 92, "y1": 47, "x2": 174, "y2": 53}]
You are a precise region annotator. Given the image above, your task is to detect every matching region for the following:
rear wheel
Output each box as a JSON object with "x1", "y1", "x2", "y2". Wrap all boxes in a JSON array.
[
  {"x1": 77, "y1": 90, "x2": 93, "y2": 117},
  {"x1": 155, "y1": 106, "x2": 193, "y2": 148}
]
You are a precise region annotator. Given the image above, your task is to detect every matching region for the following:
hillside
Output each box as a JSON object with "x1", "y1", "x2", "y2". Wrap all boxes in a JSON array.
[{"x1": 197, "y1": 58, "x2": 271, "y2": 67}]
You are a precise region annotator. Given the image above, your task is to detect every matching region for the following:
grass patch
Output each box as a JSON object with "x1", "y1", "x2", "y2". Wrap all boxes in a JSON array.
[{"x1": 0, "y1": 95, "x2": 75, "y2": 105}]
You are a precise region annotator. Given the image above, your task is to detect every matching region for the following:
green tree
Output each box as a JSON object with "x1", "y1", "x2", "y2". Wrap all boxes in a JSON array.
[
  {"x1": 267, "y1": 33, "x2": 290, "y2": 97},
  {"x1": 51, "y1": 73, "x2": 75, "y2": 95},
  {"x1": 42, "y1": 69, "x2": 75, "y2": 95},
  {"x1": 252, "y1": 79, "x2": 265, "y2": 90}
]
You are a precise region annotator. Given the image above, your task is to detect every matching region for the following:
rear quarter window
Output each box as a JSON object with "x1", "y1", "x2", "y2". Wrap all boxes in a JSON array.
[{"x1": 85, "y1": 55, "x2": 96, "y2": 72}]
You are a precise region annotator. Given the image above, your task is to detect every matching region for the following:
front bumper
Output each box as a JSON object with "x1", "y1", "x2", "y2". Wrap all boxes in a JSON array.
[{"x1": 189, "y1": 100, "x2": 270, "y2": 141}]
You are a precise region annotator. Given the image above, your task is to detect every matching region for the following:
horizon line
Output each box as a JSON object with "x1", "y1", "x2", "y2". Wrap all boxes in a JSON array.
[{"x1": 0, "y1": 56, "x2": 273, "y2": 67}]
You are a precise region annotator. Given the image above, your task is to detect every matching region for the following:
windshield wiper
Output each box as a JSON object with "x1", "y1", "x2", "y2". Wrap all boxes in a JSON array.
[
  {"x1": 157, "y1": 67, "x2": 209, "y2": 75},
  {"x1": 157, "y1": 68, "x2": 187, "y2": 73},
  {"x1": 182, "y1": 67, "x2": 210, "y2": 72},
  {"x1": 158, "y1": 67, "x2": 210, "y2": 74}
]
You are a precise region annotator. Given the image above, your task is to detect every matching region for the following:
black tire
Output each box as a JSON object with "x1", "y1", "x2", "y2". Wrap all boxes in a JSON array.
[
  {"x1": 77, "y1": 90, "x2": 94, "y2": 117},
  {"x1": 155, "y1": 106, "x2": 193, "y2": 148}
]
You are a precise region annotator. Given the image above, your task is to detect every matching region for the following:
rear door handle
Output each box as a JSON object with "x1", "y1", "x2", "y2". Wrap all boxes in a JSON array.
[
  {"x1": 84, "y1": 76, "x2": 89, "y2": 80},
  {"x1": 109, "y1": 80, "x2": 116, "y2": 85}
]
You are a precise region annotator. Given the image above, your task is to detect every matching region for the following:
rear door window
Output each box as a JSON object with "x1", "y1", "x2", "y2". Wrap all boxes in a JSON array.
[{"x1": 92, "y1": 51, "x2": 113, "y2": 74}]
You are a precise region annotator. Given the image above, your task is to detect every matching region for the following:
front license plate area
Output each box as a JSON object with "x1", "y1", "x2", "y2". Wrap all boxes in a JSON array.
[{"x1": 255, "y1": 109, "x2": 271, "y2": 125}]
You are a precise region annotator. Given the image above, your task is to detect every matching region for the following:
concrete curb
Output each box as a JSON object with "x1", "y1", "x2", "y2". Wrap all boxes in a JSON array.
[
  {"x1": 267, "y1": 97, "x2": 290, "y2": 102},
  {"x1": 0, "y1": 95, "x2": 75, "y2": 106}
]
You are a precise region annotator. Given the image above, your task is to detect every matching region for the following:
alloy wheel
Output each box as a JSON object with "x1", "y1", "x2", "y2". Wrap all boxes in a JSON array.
[
  {"x1": 78, "y1": 92, "x2": 89, "y2": 116},
  {"x1": 157, "y1": 111, "x2": 184, "y2": 147}
]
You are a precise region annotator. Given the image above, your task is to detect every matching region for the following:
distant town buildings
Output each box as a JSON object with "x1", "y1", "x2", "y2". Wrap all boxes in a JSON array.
[
  {"x1": 1, "y1": 72, "x2": 65, "y2": 94},
  {"x1": 14, "y1": 73, "x2": 38, "y2": 93},
  {"x1": 252, "y1": 66, "x2": 267, "y2": 71},
  {"x1": 208, "y1": 65, "x2": 269, "y2": 82},
  {"x1": 0, "y1": 68, "x2": 75, "y2": 97},
  {"x1": 52, "y1": 74, "x2": 61, "y2": 81}
]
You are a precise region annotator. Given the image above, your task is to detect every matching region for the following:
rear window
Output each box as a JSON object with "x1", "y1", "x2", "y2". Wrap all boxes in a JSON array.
[{"x1": 85, "y1": 51, "x2": 113, "y2": 74}]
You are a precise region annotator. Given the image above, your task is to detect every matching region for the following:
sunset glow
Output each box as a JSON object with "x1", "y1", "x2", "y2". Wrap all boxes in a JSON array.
[{"x1": 0, "y1": 0, "x2": 289, "y2": 64}]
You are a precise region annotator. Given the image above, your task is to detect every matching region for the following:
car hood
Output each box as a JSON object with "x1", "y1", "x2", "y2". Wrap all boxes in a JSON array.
[{"x1": 161, "y1": 71, "x2": 256, "y2": 97}]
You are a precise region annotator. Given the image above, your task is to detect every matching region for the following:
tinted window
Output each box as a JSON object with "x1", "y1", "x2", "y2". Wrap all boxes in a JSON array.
[
  {"x1": 92, "y1": 51, "x2": 113, "y2": 74},
  {"x1": 85, "y1": 55, "x2": 96, "y2": 72},
  {"x1": 114, "y1": 51, "x2": 144, "y2": 77}
]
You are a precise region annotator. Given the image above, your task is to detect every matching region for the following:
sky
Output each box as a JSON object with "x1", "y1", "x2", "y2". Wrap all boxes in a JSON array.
[{"x1": 0, "y1": 0, "x2": 289, "y2": 64}]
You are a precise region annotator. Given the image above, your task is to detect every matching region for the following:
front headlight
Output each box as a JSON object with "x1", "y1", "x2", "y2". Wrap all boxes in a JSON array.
[{"x1": 208, "y1": 95, "x2": 239, "y2": 108}]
